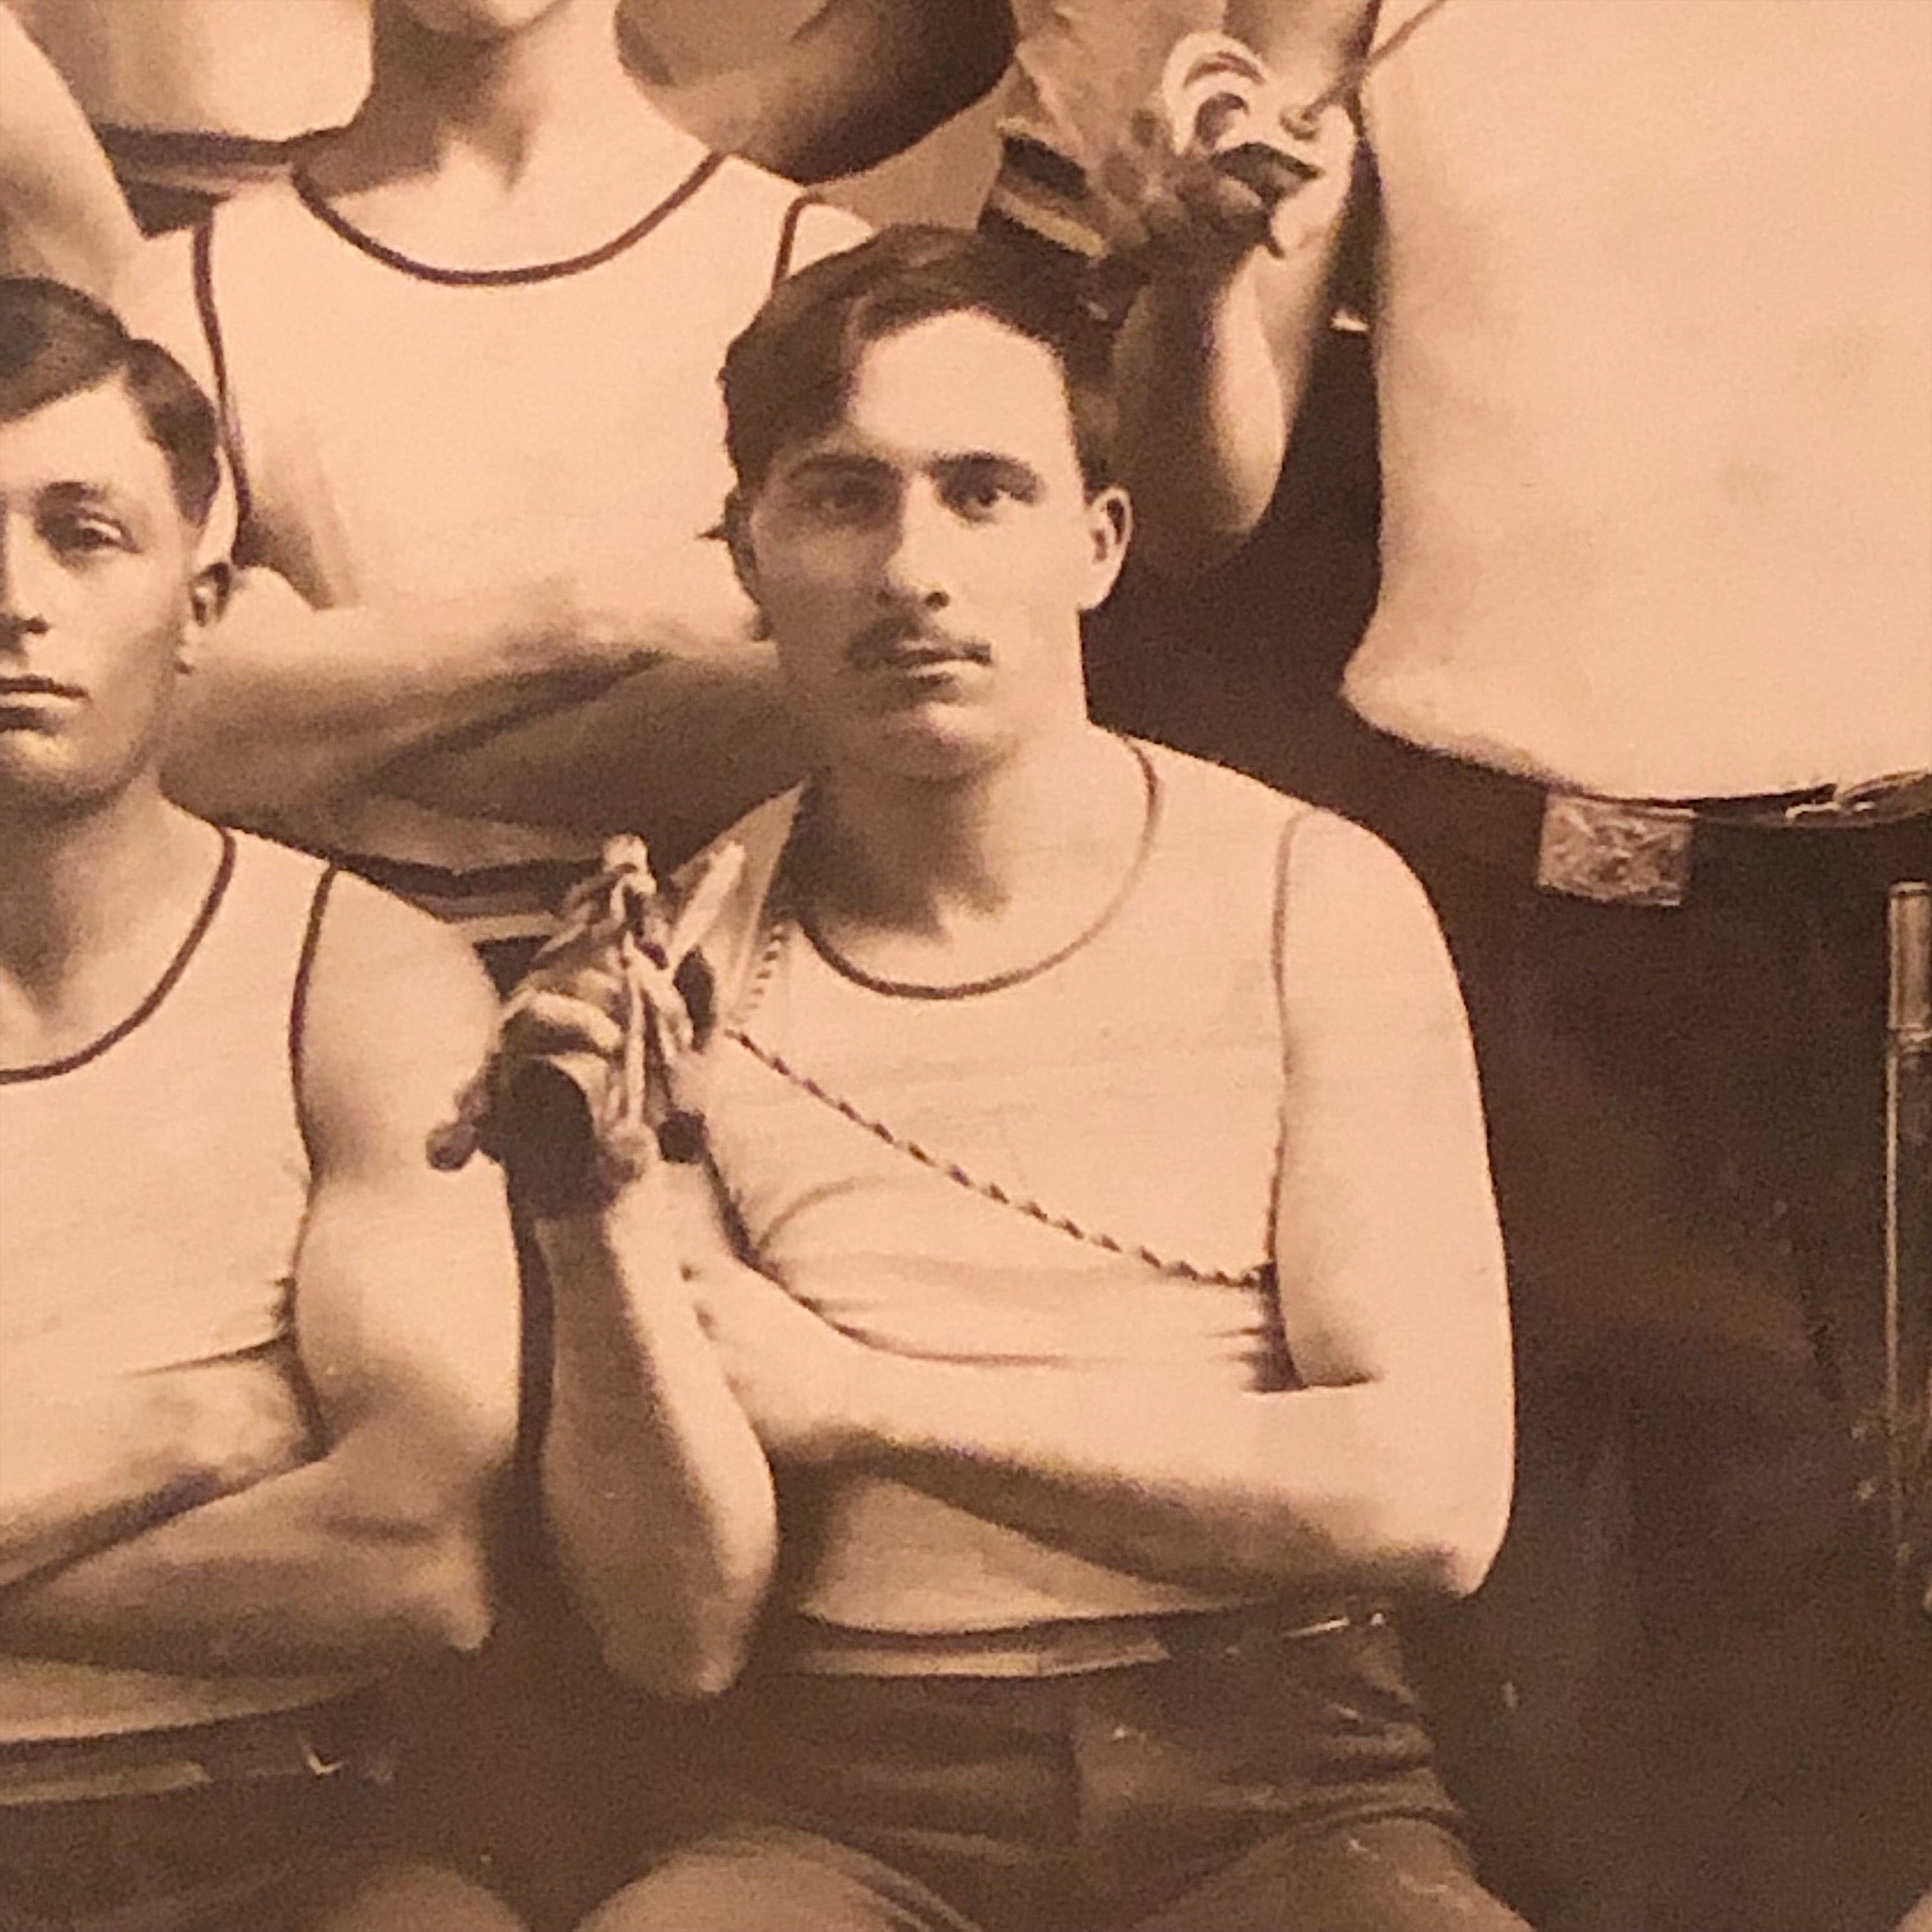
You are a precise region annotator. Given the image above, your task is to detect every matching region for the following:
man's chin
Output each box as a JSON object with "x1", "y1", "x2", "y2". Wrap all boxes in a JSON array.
[{"x1": 840, "y1": 707, "x2": 1008, "y2": 784}]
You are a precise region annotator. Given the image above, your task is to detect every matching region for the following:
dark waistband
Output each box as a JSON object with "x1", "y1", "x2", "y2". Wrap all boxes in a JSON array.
[
  {"x1": 0, "y1": 1692, "x2": 392, "y2": 1808},
  {"x1": 1339, "y1": 713, "x2": 1932, "y2": 891},
  {"x1": 762, "y1": 1601, "x2": 1392, "y2": 1681}
]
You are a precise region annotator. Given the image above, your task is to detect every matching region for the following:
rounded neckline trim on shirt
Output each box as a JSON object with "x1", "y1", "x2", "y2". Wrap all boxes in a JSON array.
[
  {"x1": 788, "y1": 738, "x2": 1163, "y2": 1002},
  {"x1": 0, "y1": 828, "x2": 238, "y2": 1086},
  {"x1": 289, "y1": 148, "x2": 725, "y2": 287}
]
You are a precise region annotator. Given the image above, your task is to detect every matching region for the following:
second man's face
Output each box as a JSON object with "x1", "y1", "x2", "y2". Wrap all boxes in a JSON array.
[
  {"x1": 0, "y1": 382, "x2": 208, "y2": 816},
  {"x1": 739, "y1": 311, "x2": 1130, "y2": 785}
]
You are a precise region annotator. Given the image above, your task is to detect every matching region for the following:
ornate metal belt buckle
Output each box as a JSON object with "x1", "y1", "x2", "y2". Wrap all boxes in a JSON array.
[{"x1": 1535, "y1": 793, "x2": 1696, "y2": 906}]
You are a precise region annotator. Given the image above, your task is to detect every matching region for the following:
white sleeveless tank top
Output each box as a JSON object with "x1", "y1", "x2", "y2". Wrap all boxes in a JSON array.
[
  {"x1": 193, "y1": 156, "x2": 860, "y2": 898},
  {"x1": 0, "y1": 831, "x2": 363, "y2": 1741},
  {"x1": 695, "y1": 743, "x2": 1308, "y2": 1642}
]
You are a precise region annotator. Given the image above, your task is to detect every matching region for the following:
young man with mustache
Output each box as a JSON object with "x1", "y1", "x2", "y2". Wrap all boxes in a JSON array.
[{"x1": 498, "y1": 225, "x2": 1529, "y2": 1932}]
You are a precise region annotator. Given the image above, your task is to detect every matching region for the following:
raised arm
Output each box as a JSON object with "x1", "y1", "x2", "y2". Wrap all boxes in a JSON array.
[
  {"x1": 478, "y1": 933, "x2": 779, "y2": 1701},
  {"x1": 0, "y1": 878, "x2": 521, "y2": 1676},
  {"x1": 641, "y1": 0, "x2": 1017, "y2": 183},
  {"x1": 0, "y1": 4, "x2": 143, "y2": 300},
  {"x1": 1114, "y1": 0, "x2": 1372, "y2": 571},
  {"x1": 540, "y1": 1169, "x2": 779, "y2": 1699},
  {"x1": 695, "y1": 814, "x2": 1513, "y2": 1601}
]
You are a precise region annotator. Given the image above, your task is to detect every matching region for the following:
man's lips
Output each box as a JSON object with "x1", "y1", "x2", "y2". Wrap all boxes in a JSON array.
[
  {"x1": 0, "y1": 676, "x2": 83, "y2": 701},
  {"x1": 0, "y1": 677, "x2": 83, "y2": 727},
  {"x1": 845, "y1": 624, "x2": 993, "y2": 673}
]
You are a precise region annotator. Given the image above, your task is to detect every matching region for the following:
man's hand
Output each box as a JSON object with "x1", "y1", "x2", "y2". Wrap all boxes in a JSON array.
[
  {"x1": 689, "y1": 1257, "x2": 874, "y2": 1466},
  {"x1": 1093, "y1": 34, "x2": 1356, "y2": 291},
  {"x1": 434, "y1": 838, "x2": 741, "y2": 1210}
]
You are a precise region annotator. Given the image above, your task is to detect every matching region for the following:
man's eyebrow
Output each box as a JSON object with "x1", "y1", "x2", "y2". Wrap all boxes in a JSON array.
[
  {"x1": 38, "y1": 479, "x2": 137, "y2": 514},
  {"x1": 777, "y1": 451, "x2": 892, "y2": 483},
  {"x1": 942, "y1": 451, "x2": 1041, "y2": 474},
  {"x1": 940, "y1": 451, "x2": 1046, "y2": 492}
]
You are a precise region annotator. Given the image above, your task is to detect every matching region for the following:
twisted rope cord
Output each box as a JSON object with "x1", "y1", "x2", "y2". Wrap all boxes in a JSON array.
[
  {"x1": 722, "y1": 789, "x2": 1267, "y2": 1290},
  {"x1": 724, "y1": 1005, "x2": 1268, "y2": 1291}
]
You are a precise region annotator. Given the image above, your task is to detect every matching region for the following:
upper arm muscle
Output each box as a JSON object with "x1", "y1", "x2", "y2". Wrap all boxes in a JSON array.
[
  {"x1": 1269, "y1": 813, "x2": 1509, "y2": 1407},
  {"x1": 290, "y1": 876, "x2": 519, "y2": 1494}
]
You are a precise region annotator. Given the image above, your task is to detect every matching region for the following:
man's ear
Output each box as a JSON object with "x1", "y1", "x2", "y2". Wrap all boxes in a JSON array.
[
  {"x1": 180, "y1": 557, "x2": 233, "y2": 669},
  {"x1": 1078, "y1": 485, "x2": 1133, "y2": 612},
  {"x1": 718, "y1": 491, "x2": 773, "y2": 639}
]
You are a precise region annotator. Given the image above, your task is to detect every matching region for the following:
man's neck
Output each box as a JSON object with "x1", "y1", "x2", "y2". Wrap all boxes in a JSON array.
[
  {"x1": 327, "y1": 1, "x2": 670, "y2": 198},
  {"x1": 0, "y1": 791, "x2": 218, "y2": 1059},
  {"x1": 802, "y1": 727, "x2": 1150, "y2": 984}
]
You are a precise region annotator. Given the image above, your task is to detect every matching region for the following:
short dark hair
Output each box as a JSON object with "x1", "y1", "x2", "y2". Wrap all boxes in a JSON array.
[
  {"x1": 0, "y1": 278, "x2": 221, "y2": 526},
  {"x1": 720, "y1": 225, "x2": 1118, "y2": 501}
]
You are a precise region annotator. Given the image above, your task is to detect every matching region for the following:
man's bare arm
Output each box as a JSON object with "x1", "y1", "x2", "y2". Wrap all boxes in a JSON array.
[
  {"x1": 374, "y1": 642, "x2": 806, "y2": 866},
  {"x1": 642, "y1": 0, "x2": 1016, "y2": 183},
  {"x1": 0, "y1": 5, "x2": 141, "y2": 299},
  {"x1": 0, "y1": 1355, "x2": 311, "y2": 1590},
  {"x1": 101, "y1": 233, "x2": 753, "y2": 835},
  {"x1": 0, "y1": 879, "x2": 521, "y2": 1676},
  {"x1": 1116, "y1": 0, "x2": 1372, "y2": 571},
  {"x1": 541, "y1": 1174, "x2": 779, "y2": 1703},
  {"x1": 160, "y1": 566, "x2": 695, "y2": 832},
  {"x1": 458, "y1": 939, "x2": 779, "y2": 1702},
  {"x1": 698, "y1": 818, "x2": 1513, "y2": 1600}
]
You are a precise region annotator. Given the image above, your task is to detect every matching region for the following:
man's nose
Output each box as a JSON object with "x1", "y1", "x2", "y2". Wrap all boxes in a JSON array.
[
  {"x1": 0, "y1": 516, "x2": 55, "y2": 651},
  {"x1": 879, "y1": 483, "x2": 953, "y2": 610}
]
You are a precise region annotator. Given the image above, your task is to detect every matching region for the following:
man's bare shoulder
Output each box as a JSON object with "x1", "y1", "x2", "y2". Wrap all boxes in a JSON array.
[{"x1": 294, "y1": 868, "x2": 497, "y2": 1155}]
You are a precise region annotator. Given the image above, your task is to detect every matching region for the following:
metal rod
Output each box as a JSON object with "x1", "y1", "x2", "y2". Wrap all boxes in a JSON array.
[{"x1": 1885, "y1": 882, "x2": 1932, "y2": 1607}]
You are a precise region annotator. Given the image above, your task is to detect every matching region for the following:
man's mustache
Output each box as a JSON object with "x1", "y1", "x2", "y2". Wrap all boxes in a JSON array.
[{"x1": 845, "y1": 616, "x2": 993, "y2": 671}]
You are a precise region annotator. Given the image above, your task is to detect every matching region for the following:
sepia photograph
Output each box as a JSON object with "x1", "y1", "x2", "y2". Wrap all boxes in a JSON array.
[{"x1": 0, "y1": 3, "x2": 1929, "y2": 1928}]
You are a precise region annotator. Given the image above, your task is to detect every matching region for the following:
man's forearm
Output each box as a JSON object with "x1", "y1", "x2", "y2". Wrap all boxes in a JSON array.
[
  {"x1": 541, "y1": 1186, "x2": 778, "y2": 1700},
  {"x1": 1113, "y1": 3, "x2": 1365, "y2": 573},
  {"x1": 377, "y1": 645, "x2": 806, "y2": 866},
  {"x1": 1117, "y1": 261, "x2": 1297, "y2": 572},
  {"x1": 1116, "y1": 170, "x2": 1358, "y2": 573},
  {"x1": 0, "y1": 1424, "x2": 491, "y2": 1676},
  {"x1": 0, "y1": 1358, "x2": 313, "y2": 1590},
  {"x1": 0, "y1": 6, "x2": 140, "y2": 299},
  {"x1": 162, "y1": 574, "x2": 664, "y2": 831},
  {"x1": 828, "y1": 1357, "x2": 1500, "y2": 1600}
]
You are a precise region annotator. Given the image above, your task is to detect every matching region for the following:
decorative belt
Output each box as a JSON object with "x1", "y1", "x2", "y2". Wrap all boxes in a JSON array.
[
  {"x1": 1536, "y1": 770, "x2": 1932, "y2": 907},
  {"x1": 1354, "y1": 722, "x2": 1932, "y2": 910},
  {"x1": 0, "y1": 1693, "x2": 392, "y2": 1808}
]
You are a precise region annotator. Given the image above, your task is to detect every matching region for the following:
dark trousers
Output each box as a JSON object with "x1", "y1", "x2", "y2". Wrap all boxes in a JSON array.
[
  {"x1": 1325, "y1": 710, "x2": 1932, "y2": 1932},
  {"x1": 579, "y1": 1612, "x2": 1532, "y2": 1932},
  {"x1": 0, "y1": 1773, "x2": 520, "y2": 1932}
]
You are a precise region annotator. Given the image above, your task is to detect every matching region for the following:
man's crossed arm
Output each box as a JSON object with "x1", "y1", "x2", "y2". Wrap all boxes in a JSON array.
[
  {"x1": 693, "y1": 816, "x2": 1513, "y2": 1602},
  {"x1": 534, "y1": 814, "x2": 1513, "y2": 1698},
  {"x1": 0, "y1": 877, "x2": 521, "y2": 1677}
]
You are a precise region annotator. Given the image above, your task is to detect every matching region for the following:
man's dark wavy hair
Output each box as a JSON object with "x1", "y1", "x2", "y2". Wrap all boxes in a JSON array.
[
  {"x1": 720, "y1": 225, "x2": 1119, "y2": 501},
  {"x1": 0, "y1": 277, "x2": 221, "y2": 526}
]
